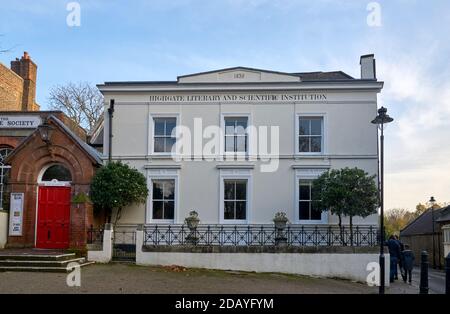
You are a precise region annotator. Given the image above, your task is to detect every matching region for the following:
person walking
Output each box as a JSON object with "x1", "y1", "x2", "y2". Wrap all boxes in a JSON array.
[
  {"x1": 401, "y1": 244, "x2": 415, "y2": 284},
  {"x1": 387, "y1": 235, "x2": 401, "y2": 283},
  {"x1": 394, "y1": 235, "x2": 405, "y2": 281}
]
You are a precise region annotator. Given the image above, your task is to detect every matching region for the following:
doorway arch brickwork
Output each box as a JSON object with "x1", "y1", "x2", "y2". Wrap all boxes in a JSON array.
[{"x1": 5, "y1": 116, "x2": 101, "y2": 249}]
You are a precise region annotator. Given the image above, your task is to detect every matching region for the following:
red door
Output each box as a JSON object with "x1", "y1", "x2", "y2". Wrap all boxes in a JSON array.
[{"x1": 36, "y1": 186, "x2": 71, "y2": 249}]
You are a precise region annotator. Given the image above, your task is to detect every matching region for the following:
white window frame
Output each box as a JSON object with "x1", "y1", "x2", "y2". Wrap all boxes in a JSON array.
[
  {"x1": 148, "y1": 113, "x2": 180, "y2": 156},
  {"x1": 219, "y1": 169, "x2": 252, "y2": 224},
  {"x1": 295, "y1": 113, "x2": 327, "y2": 156},
  {"x1": 294, "y1": 168, "x2": 328, "y2": 224},
  {"x1": 220, "y1": 113, "x2": 253, "y2": 158},
  {"x1": 146, "y1": 168, "x2": 179, "y2": 224}
]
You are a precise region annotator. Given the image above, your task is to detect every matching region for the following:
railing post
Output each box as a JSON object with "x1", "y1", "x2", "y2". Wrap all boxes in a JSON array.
[
  {"x1": 420, "y1": 251, "x2": 429, "y2": 294},
  {"x1": 445, "y1": 253, "x2": 450, "y2": 295}
]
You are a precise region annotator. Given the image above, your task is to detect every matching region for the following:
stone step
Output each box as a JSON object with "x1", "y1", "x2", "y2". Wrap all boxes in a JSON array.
[
  {"x1": 0, "y1": 257, "x2": 86, "y2": 268},
  {"x1": 0, "y1": 253, "x2": 76, "y2": 262},
  {"x1": 0, "y1": 261, "x2": 95, "y2": 273}
]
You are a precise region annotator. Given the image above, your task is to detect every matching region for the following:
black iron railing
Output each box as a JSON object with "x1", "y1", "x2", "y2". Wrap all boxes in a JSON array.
[
  {"x1": 87, "y1": 225, "x2": 104, "y2": 245},
  {"x1": 143, "y1": 224, "x2": 378, "y2": 247}
]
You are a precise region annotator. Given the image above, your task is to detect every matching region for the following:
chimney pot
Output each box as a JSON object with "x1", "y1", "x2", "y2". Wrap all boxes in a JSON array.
[
  {"x1": 23, "y1": 51, "x2": 30, "y2": 60},
  {"x1": 360, "y1": 54, "x2": 376, "y2": 80}
]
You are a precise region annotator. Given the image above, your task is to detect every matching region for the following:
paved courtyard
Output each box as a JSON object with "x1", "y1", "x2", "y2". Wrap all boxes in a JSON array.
[{"x1": 0, "y1": 263, "x2": 422, "y2": 294}]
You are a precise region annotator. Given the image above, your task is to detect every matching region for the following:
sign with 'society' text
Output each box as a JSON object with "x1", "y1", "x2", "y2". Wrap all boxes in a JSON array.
[
  {"x1": 9, "y1": 193, "x2": 24, "y2": 236},
  {"x1": 148, "y1": 93, "x2": 327, "y2": 103},
  {"x1": 0, "y1": 116, "x2": 42, "y2": 129}
]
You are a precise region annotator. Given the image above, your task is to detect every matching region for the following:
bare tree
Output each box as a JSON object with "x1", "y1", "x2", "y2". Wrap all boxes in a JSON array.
[{"x1": 48, "y1": 82, "x2": 104, "y2": 132}]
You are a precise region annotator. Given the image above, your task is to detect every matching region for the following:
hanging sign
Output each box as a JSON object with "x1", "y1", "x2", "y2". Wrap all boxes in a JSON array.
[{"x1": 9, "y1": 193, "x2": 24, "y2": 236}]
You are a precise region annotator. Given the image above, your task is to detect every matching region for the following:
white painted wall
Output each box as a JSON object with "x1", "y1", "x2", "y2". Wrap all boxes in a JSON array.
[
  {"x1": 87, "y1": 225, "x2": 113, "y2": 263},
  {"x1": 443, "y1": 225, "x2": 450, "y2": 258},
  {"x1": 135, "y1": 230, "x2": 389, "y2": 285},
  {"x1": 100, "y1": 78, "x2": 382, "y2": 226},
  {"x1": 0, "y1": 210, "x2": 7, "y2": 249}
]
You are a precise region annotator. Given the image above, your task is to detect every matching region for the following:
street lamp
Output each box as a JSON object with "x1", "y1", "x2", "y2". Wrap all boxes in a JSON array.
[
  {"x1": 38, "y1": 119, "x2": 55, "y2": 144},
  {"x1": 428, "y1": 196, "x2": 437, "y2": 269},
  {"x1": 371, "y1": 106, "x2": 394, "y2": 294}
]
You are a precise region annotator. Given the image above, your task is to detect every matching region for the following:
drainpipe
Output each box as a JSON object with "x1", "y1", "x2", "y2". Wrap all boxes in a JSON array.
[{"x1": 107, "y1": 99, "x2": 115, "y2": 163}]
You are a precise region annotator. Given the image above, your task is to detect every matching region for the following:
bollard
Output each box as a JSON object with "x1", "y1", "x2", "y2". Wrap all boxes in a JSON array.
[
  {"x1": 446, "y1": 253, "x2": 450, "y2": 295},
  {"x1": 419, "y1": 251, "x2": 429, "y2": 294}
]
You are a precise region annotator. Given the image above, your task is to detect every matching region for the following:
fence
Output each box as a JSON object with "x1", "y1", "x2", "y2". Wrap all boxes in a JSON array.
[
  {"x1": 87, "y1": 225, "x2": 104, "y2": 245},
  {"x1": 143, "y1": 224, "x2": 378, "y2": 247}
]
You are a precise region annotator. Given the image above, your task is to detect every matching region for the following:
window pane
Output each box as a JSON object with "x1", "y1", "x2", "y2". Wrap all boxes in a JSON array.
[
  {"x1": 299, "y1": 184, "x2": 310, "y2": 201},
  {"x1": 236, "y1": 136, "x2": 246, "y2": 152},
  {"x1": 235, "y1": 181, "x2": 247, "y2": 200},
  {"x1": 154, "y1": 119, "x2": 165, "y2": 136},
  {"x1": 299, "y1": 138, "x2": 310, "y2": 153},
  {"x1": 235, "y1": 201, "x2": 246, "y2": 220},
  {"x1": 224, "y1": 181, "x2": 235, "y2": 200},
  {"x1": 165, "y1": 118, "x2": 176, "y2": 136},
  {"x1": 311, "y1": 201, "x2": 322, "y2": 220},
  {"x1": 224, "y1": 201, "x2": 235, "y2": 219},
  {"x1": 152, "y1": 181, "x2": 163, "y2": 199},
  {"x1": 299, "y1": 202, "x2": 310, "y2": 220},
  {"x1": 299, "y1": 119, "x2": 310, "y2": 136},
  {"x1": 225, "y1": 120, "x2": 235, "y2": 135},
  {"x1": 42, "y1": 165, "x2": 72, "y2": 182},
  {"x1": 163, "y1": 180, "x2": 175, "y2": 200},
  {"x1": 310, "y1": 118, "x2": 322, "y2": 136},
  {"x1": 235, "y1": 118, "x2": 247, "y2": 135},
  {"x1": 153, "y1": 201, "x2": 163, "y2": 219},
  {"x1": 154, "y1": 137, "x2": 165, "y2": 153},
  {"x1": 163, "y1": 201, "x2": 174, "y2": 219},
  {"x1": 165, "y1": 137, "x2": 176, "y2": 153},
  {"x1": 310, "y1": 137, "x2": 322, "y2": 153},
  {"x1": 225, "y1": 136, "x2": 234, "y2": 152}
]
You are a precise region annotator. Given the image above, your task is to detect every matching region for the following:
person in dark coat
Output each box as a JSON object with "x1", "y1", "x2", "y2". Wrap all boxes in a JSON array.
[
  {"x1": 401, "y1": 244, "x2": 415, "y2": 284},
  {"x1": 387, "y1": 235, "x2": 401, "y2": 282},
  {"x1": 394, "y1": 235, "x2": 405, "y2": 280}
]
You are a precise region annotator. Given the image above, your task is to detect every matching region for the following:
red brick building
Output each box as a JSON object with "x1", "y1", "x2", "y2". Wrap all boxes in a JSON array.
[{"x1": 0, "y1": 53, "x2": 103, "y2": 250}]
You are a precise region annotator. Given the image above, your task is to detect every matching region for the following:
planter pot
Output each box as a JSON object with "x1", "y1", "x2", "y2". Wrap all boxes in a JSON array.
[
  {"x1": 274, "y1": 220, "x2": 288, "y2": 230},
  {"x1": 185, "y1": 218, "x2": 200, "y2": 230}
]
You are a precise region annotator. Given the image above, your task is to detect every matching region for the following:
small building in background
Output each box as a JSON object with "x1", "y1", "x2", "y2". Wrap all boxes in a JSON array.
[{"x1": 400, "y1": 206, "x2": 450, "y2": 268}]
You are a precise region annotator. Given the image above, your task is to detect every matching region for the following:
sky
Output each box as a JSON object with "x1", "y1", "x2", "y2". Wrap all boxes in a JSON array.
[{"x1": 0, "y1": 0, "x2": 449, "y2": 211}]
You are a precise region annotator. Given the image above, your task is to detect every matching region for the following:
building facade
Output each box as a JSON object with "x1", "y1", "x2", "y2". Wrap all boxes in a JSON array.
[{"x1": 98, "y1": 55, "x2": 383, "y2": 227}]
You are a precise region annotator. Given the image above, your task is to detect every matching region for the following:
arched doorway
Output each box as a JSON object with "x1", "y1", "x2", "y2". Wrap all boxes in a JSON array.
[{"x1": 36, "y1": 164, "x2": 72, "y2": 249}]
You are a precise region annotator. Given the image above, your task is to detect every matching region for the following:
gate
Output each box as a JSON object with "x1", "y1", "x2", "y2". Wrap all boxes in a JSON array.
[{"x1": 113, "y1": 225, "x2": 136, "y2": 261}]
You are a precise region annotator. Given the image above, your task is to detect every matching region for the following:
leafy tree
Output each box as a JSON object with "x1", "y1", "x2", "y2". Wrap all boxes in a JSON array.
[
  {"x1": 312, "y1": 168, "x2": 379, "y2": 246},
  {"x1": 384, "y1": 208, "x2": 415, "y2": 237},
  {"x1": 90, "y1": 162, "x2": 148, "y2": 225},
  {"x1": 48, "y1": 82, "x2": 104, "y2": 132}
]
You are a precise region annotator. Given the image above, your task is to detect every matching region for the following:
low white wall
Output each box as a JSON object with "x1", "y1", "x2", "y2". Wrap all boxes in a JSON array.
[
  {"x1": 135, "y1": 230, "x2": 390, "y2": 285},
  {"x1": 87, "y1": 225, "x2": 113, "y2": 263},
  {"x1": 0, "y1": 210, "x2": 8, "y2": 249}
]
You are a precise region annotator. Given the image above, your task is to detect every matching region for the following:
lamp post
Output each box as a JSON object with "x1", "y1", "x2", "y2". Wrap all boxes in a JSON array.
[
  {"x1": 429, "y1": 196, "x2": 437, "y2": 269},
  {"x1": 371, "y1": 106, "x2": 394, "y2": 294}
]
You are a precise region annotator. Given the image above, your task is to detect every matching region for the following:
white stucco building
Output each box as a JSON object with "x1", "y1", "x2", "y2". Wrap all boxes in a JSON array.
[{"x1": 97, "y1": 54, "x2": 383, "y2": 228}]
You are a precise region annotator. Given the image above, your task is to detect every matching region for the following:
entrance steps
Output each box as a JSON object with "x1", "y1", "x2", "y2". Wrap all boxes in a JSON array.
[{"x1": 0, "y1": 250, "x2": 94, "y2": 273}]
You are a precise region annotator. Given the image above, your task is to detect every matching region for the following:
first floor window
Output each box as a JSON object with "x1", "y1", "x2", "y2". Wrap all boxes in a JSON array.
[
  {"x1": 224, "y1": 179, "x2": 247, "y2": 220},
  {"x1": 298, "y1": 117, "x2": 323, "y2": 153},
  {"x1": 152, "y1": 179, "x2": 175, "y2": 220},
  {"x1": 299, "y1": 180, "x2": 322, "y2": 221},
  {"x1": 153, "y1": 117, "x2": 176, "y2": 153},
  {"x1": 224, "y1": 117, "x2": 248, "y2": 153}
]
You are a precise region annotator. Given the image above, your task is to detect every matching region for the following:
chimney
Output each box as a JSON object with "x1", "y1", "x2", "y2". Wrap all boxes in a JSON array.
[
  {"x1": 360, "y1": 54, "x2": 376, "y2": 80},
  {"x1": 10, "y1": 51, "x2": 38, "y2": 111}
]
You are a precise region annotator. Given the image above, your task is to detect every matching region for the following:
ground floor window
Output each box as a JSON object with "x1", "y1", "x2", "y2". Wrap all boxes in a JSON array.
[
  {"x1": 299, "y1": 180, "x2": 322, "y2": 221},
  {"x1": 224, "y1": 179, "x2": 247, "y2": 220},
  {"x1": 0, "y1": 146, "x2": 13, "y2": 210},
  {"x1": 151, "y1": 179, "x2": 175, "y2": 220}
]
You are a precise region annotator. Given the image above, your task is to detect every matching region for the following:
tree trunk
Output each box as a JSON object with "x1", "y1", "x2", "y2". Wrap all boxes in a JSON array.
[
  {"x1": 113, "y1": 207, "x2": 122, "y2": 226},
  {"x1": 338, "y1": 215, "x2": 346, "y2": 246},
  {"x1": 349, "y1": 216, "x2": 353, "y2": 247}
]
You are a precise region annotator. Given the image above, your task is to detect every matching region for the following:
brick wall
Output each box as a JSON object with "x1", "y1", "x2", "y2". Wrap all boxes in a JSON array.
[
  {"x1": 0, "y1": 63, "x2": 23, "y2": 111},
  {"x1": 6, "y1": 118, "x2": 100, "y2": 249},
  {"x1": 0, "y1": 52, "x2": 40, "y2": 112}
]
